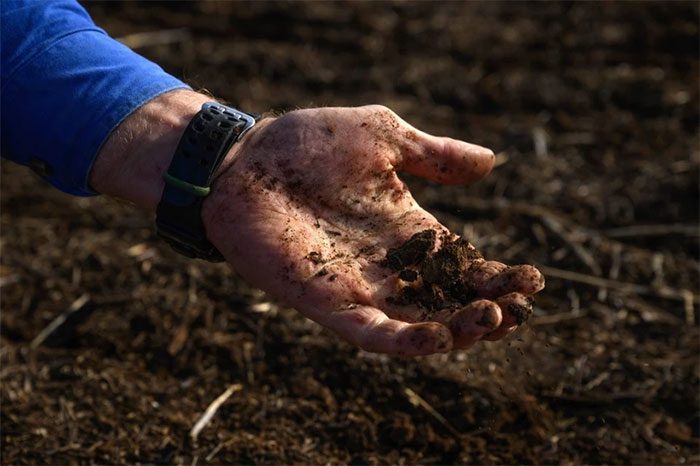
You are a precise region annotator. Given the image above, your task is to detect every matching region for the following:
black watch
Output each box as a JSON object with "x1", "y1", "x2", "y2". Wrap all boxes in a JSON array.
[{"x1": 156, "y1": 102, "x2": 257, "y2": 262}]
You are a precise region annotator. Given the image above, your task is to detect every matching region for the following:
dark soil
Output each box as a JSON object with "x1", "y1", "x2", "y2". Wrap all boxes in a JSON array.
[
  {"x1": 383, "y1": 230, "x2": 437, "y2": 271},
  {"x1": 2, "y1": 2, "x2": 699, "y2": 465},
  {"x1": 385, "y1": 230, "x2": 489, "y2": 313}
]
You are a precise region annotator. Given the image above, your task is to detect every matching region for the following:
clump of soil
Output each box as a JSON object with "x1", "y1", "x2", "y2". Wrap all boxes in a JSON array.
[
  {"x1": 382, "y1": 229, "x2": 437, "y2": 270},
  {"x1": 384, "y1": 229, "x2": 489, "y2": 313}
]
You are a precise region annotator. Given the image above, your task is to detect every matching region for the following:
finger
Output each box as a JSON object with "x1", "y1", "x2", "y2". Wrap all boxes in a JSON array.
[
  {"x1": 474, "y1": 264, "x2": 545, "y2": 299},
  {"x1": 326, "y1": 305, "x2": 453, "y2": 356},
  {"x1": 398, "y1": 129, "x2": 495, "y2": 185},
  {"x1": 481, "y1": 293, "x2": 533, "y2": 341},
  {"x1": 496, "y1": 292, "x2": 534, "y2": 326},
  {"x1": 390, "y1": 118, "x2": 494, "y2": 186},
  {"x1": 468, "y1": 260, "x2": 507, "y2": 289},
  {"x1": 432, "y1": 300, "x2": 502, "y2": 349},
  {"x1": 362, "y1": 105, "x2": 495, "y2": 185}
]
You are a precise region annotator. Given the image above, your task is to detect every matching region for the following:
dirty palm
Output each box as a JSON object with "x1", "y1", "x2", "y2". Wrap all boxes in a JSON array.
[{"x1": 203, "y1": 105, "x2": 545, "y2": 355}]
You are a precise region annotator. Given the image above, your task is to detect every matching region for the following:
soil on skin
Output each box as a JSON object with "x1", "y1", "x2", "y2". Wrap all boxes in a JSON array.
[{"x1": 1, "y1": 2, "x2": 698, "y2": 465}]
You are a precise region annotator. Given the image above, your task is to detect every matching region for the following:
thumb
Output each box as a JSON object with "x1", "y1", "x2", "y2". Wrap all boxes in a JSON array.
[
  {"x1": 364, "y1": 105, "x2": 495, "y2": 184},
  {"x1": 362, "y1": 105, "x2": 495, "y2": 185},
  {"x1": 397, "y1": 125, "x2": 495, "y2": 185}
]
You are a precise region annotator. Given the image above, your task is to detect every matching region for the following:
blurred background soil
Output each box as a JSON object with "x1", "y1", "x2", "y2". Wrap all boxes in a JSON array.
[{"x1": 1, "y1": 2, "x2": 698, "y2": 464}]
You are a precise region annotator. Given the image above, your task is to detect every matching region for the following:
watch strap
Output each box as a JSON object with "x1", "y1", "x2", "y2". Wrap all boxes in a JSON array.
[{"x1": 156, "y1": 103, "x2": 256, "y2": 261}]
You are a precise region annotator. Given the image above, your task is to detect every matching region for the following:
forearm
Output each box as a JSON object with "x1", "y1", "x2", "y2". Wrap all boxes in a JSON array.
[{"x1": 89, "y1": 90, "x2": 212, "y2": 210}]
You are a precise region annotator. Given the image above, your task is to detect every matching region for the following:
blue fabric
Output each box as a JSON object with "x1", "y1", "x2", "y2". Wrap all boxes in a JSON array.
[{"x1": 1, "y1": 0, "x2": 189, "y2": 195}]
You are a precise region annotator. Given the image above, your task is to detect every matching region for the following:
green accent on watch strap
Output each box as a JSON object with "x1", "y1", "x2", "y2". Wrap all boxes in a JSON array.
[{"x1": 163, "y1": 173, "x2": 211, "y2": 197}]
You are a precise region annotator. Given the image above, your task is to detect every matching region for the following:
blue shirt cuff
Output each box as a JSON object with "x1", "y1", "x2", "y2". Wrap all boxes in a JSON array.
[{"x1": 1, "y1": 1, "x2": 190, "y2": 196}]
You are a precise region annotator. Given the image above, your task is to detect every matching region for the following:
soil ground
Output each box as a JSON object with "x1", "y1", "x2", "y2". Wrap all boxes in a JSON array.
[{"x1": 1, "y1": 2, "x2": 698, "y2": 464}]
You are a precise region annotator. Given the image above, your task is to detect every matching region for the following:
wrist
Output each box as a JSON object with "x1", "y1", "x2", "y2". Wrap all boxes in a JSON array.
[
  {"x1": 89, "y1": 89, "x2": 212, "y2": 210},
  {"x1": 200, "y1": 117, "x2": 273, "y2": 230}
]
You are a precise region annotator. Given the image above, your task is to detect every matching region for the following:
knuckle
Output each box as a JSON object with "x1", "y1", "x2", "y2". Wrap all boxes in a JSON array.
[
  {"x1": 275, "y1": 110, "x2": 305, "y2": 127},
  {"x1": 364, "y1": 104, "x2": 396, "y2": 119}
]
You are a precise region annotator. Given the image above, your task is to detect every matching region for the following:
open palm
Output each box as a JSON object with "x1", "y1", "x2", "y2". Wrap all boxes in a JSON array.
[{"x1": 202, "y1": 106, "x2": 544, "y2": 356}]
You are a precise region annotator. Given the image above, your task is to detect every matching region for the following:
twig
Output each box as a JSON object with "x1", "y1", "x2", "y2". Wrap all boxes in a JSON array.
[
  {"x1": 190, "y1": 384, "x2": 242, "y2": 441},
  {"x1": 583, "y1": 372, "x2": 610, "y2": 391},
  {"x1": 30, "y1": 294, "x2": 90, "y2": 349},
  {"x1": 537, "y1": 265, "x2": 700, "y2": 303},
  {"x1": 116, "y1": 28, "x2": 190, "y2": 49},
  {"x1": 541, "y1": 390, "x2": 649, "y2": 405},
  {"x1": 532, "y1": 127, "x2": 549, "y2": 159},
  {"x1": 651, "y1": 253, "x2": 665, "y2": 288},
  {"x1": 604, "y1": 224, "x2": 699, "y2": 238},
  {"x1": 0, "y1": 274, "x2": 21, "y2": 287},
  {"x1": 599, "y1": 242, "x2": 622, "y2": 301},
  {"x1": 539, "y1": 215, "x2": 602, "y2": 275},
  {"x1": 620, "y1": 297, "x2": 683, "y2": 324},
  {"x1": 641, "y1": 413, "x2": 677, "y2": 451},
  {"x1": 404, "y1": 387, "x2": 460, "y2": 438},
  {"x1": 205, "y1": 438, "x2": 237, "y2": 462},
  {"x1": 532, "y1": 310, "x2": 588, "y2": 326},
  {"x1": 682, "y1": 290, "x2": 695, "y2": 324}
]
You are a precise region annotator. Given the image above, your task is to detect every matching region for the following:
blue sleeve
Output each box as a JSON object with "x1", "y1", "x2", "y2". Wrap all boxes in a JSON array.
[{"x1": 0, "y1": 0, "x2": 190, "y2": 196}]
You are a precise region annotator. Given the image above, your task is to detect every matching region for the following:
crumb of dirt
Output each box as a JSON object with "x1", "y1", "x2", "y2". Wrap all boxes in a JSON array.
[
  {"x1": 306, "y1": 251, "x2": 323, "y2": 264},
  {"x1": 383, "y1": 229, "x2": 533, "y2": 317}
]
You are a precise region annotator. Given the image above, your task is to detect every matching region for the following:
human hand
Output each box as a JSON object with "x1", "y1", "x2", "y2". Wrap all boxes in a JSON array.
[{"x1": 202, "y1": 105, "x2": 544, "y2": 356}]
